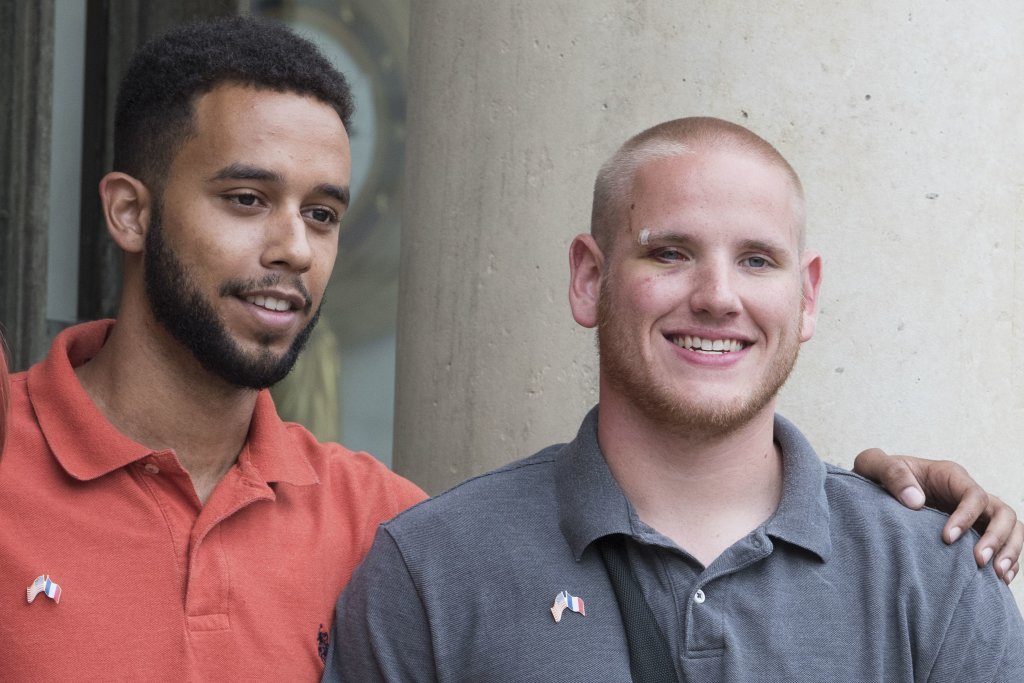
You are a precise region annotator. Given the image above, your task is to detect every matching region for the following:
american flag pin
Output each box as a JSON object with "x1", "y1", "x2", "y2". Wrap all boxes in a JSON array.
[
  {"x1": 27, "y1": 575, "x2": 62, "y2": 604},
  {"x1": 550, "y1": 589, "x2": 585, "y2": 623}
]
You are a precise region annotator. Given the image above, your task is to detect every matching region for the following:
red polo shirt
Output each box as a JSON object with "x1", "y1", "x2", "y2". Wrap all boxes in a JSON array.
[{"x1": 0, "y1": 320, "x2": 427, "y2": 680}]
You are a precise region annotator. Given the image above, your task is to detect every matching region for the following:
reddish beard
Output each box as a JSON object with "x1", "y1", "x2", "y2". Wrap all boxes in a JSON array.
[{"x1": 595, "y1": 273, "x2": 802, "y2": 437}]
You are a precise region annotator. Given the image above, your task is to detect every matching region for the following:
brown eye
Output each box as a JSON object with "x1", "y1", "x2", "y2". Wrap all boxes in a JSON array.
[
  {"x1": 304, "y1": 206, "x2": 340, "y2": 225},
  {"x1": 225, "y1": 192, "x2": 262, "y2": 208}
]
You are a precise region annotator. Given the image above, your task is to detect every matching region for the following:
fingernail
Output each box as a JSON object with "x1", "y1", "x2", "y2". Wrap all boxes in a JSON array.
[
  {"x1": 948, "y1": 527, "x2": 962, "y2": 543},
  {"x1": 1007, "y1": 570, "x2": 1016, "y2": 584},
  {"x1": 999, "y1": 558, "x2": 1012, "y2": 574},
  {"x1": 899, "y1": 486, "x2": 926, "y2": 508},
  {"x1": 981, "y1": 547, "x2": 994, "y2": 565}
]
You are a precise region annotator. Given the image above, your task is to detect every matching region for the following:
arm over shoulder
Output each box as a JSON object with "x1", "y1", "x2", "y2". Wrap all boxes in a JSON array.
[{"x1": 324, "y1": 526, "x2": 437, "y2": 683}]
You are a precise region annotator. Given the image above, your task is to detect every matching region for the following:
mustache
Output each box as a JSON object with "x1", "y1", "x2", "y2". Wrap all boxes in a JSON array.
[{"x1": 219, "y1": 274, "x2": 314, "y2": 313}]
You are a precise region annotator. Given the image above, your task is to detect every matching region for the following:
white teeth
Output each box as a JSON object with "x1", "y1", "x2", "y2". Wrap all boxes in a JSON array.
[
  {"x1": 245, "y1": 295, "x2": 292, "y2": 312},
  {"x1": 672, "y1": 335, "x2": 746, "y2": 354}
]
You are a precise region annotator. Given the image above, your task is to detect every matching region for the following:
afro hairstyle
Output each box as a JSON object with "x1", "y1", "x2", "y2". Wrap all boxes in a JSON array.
[{"x1": 113, "y1": 15, "x2": 354, "y2": 191}]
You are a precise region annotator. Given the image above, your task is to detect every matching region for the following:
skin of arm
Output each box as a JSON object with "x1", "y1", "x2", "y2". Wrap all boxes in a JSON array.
[{"x1": 854, "y1": 448, "x2": 1023, "y2": 585}]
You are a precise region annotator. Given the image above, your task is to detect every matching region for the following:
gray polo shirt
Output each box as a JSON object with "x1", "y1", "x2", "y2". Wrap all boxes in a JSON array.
[{"x1": 325, "y1": 409, "x2": 1024, "y2": 682}]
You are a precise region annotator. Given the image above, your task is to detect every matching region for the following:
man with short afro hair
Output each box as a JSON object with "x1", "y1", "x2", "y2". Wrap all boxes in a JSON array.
[{"x1": 0, "y1": 16, "x2": 424, "y2": 680}]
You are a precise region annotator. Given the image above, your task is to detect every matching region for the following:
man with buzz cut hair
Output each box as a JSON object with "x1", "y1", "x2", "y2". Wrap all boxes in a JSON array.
[
  {"x1": 326, "y1": 117, "x2": 1024, "y2": 682},
  {"x1": 0, "y1": 17, "x2": 425, "y2": 680}
]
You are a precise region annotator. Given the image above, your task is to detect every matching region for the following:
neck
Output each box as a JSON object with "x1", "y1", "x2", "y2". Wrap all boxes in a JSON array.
[
  {"x1": 75, "y1": 297, "x2": 257, "y2": 504},
  {"x1": 597, "y1": 385, "x2": 783, "y2": 567}
]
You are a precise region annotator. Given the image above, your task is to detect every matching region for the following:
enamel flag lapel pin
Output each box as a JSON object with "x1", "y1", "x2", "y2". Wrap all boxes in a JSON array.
[
  {"x1": 27, "y1": 575, "x2": 62, "y2": 604},
  {"x1": 550, "y1": 589, "x2": 585, "y2": 622}
]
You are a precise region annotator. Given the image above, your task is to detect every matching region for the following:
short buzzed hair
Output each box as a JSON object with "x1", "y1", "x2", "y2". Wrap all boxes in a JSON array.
[{"x1": 590, "y1": 117, "x2": 805, "y2": 254}]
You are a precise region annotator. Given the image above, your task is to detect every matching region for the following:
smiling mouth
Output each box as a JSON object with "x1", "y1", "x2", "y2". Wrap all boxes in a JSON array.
[
  {"x1": 245, "y1": 295, "x2": 295, "y2": 312},
  {"x1": 669, "y1": 335, "x2": 748, "y2": 354}
]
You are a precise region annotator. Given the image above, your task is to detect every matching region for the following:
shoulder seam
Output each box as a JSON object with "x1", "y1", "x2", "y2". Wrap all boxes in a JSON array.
[
  {"x1": 923, "y1": 562, "x2": 1010, "y2": 679},
  {"x1": 825, "y1": 466, "x2": 982, "y2": 540},
  {"x1": 383, "y1": 450, "x2": 561, "y2": 523}
]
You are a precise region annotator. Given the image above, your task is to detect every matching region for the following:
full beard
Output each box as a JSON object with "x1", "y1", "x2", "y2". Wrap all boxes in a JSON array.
[
  {"x1": 596, "y1": 277, "x2": 801, "y2": 438},
  {"x1": 143, "y1": 207, "x2": 321, "y2": 390}
]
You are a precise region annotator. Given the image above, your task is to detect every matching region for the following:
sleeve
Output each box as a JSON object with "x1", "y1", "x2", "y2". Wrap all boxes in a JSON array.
[
  {"x1": 927, "y1": 571, "x2": 1024, "y2": 682},
  {"x1": 323, "y1": 526, "x2": 438, "y2": 683},
  {"x1": 386, "y1": 474, "x2": 429, "y2": 517}
]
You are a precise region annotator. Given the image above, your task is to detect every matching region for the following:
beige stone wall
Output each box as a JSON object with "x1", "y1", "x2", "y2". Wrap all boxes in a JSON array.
[{"x1": 396, "y1": 1, "x2": 1024, "y2": 608}]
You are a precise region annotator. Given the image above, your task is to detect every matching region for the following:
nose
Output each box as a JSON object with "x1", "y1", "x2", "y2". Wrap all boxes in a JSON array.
[
  {"x1": 262, "y1": 208, "x2": 313, "y2": 273},
  {"x1": 690, "y1": 257, "x2": 741, "y2": 318}
]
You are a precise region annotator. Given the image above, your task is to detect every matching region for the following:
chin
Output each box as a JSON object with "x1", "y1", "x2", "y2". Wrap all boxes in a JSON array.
[{"x1": 614, "y1": 374, "x2": 773, "y2": 436}]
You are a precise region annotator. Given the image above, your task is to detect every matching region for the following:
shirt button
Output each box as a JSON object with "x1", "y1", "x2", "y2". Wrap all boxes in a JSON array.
[
  {"x1": 144, "y1": 463, "x2": 160, "y2": 475},
  {"x1": 752, "y1": 537, "x2": 763, "y2": 548},
  {"x1": 694, "y1": 589, "x2": 706, "y2": 604}
]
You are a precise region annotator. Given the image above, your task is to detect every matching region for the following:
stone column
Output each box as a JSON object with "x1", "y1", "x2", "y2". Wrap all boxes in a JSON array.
[{"x1": 396, "y1": 1, "x2": 1024, "y2": 603}]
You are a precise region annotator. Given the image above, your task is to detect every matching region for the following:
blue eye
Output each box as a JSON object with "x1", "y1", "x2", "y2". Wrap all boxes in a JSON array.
[
  {"x1": 655, "y1": 248, "x2": 686, "y2": 262},
  {"x1": 744, "y1": 256, "x2": 769, "y2": 268}
]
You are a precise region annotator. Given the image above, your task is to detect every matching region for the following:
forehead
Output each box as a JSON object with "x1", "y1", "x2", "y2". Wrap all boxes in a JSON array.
[
  {"x1": 170, "y1": 83, "x2": 350, "y2": 182},
  {"x1": 625, "y1": 148, "x2": 803, "y2": 251}
]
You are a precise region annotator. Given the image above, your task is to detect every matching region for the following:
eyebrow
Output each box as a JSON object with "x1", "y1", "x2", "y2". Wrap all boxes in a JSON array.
[
  {"x1": 209, "y1": 163, "x2": 281, "y2": 184},
  {"x1": 314, "y1": 182, "x2": 350, "y2": 207},
  {"x1": 640, "y1": 229, "x2": 693, "y2": 245},
  {"x1": 738, "y1": 238, "x2": 791, "y2": 256},
  {"x1": 208, "y1": 163, "x2": 350, "y2": 206},
  {"x1": 640, "y1": 230, "x2": 793, "y2": 258}
]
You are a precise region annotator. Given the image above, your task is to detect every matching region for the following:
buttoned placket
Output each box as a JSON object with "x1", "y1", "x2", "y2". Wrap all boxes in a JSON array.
[
  {"x1": 682, "y1": 530, "x2": 774, "y2": 658},
  {"x1": 131, "y1": 451, "x2": 277, "y2": 632}
]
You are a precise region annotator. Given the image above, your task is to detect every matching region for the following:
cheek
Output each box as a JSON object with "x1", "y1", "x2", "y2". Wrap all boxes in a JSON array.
[
  {"x1": 308, "y1": 239, "x2": 339, "y2": 291},
  {"x1": 192, "y1": 235, "x2": 251, "y2": 278},
  {"x1": 629, "y1": 273, "x2": 682, "y2": 315},
  {"x1": 168, "y1": 202, "x2": 245, "y2": 255},
  {"x1": 745, "y1": 285, "x2": 804, "y2": 329}
]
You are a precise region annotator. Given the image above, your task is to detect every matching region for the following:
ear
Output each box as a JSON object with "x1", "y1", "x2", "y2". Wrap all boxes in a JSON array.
[
  {"x1": 568, "y1": 234, "x2": 605, "y2": 329},
  {"x1": 798, "y1": 250, "x2": 823, "y2": 342},
  {"x1": 99, "y1": 172, "x2": 153, "y2": 254}
]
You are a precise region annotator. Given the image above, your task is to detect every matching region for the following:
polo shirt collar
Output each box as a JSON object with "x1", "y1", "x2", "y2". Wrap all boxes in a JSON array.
[
  {"x1": 556, "y1": 406, "x2": 636, "y2": 561},
  {"x1": 28, "y1": 320, "x2": 318, "y2": 487},
  {"x1": 29, "y1": 320, "x2": 151, "y2": 480},
  {"x1": 765, "y1": 413, "x2": 832, "y2": 562},
  {"x1": 241, "y1": 390, "x2": 318, "y2": 486},
  {"x1": 555, "y1": 406, "x2": 832, "y2": 563}
]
